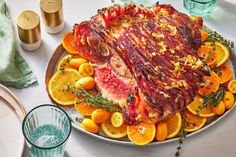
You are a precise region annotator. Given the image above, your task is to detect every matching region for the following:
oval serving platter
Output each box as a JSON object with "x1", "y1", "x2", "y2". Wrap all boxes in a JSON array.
[{"x1": 45, "y1": 34, "x2": 236, "y2": 147}]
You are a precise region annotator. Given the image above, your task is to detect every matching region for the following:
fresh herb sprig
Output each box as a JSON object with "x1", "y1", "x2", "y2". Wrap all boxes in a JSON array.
[
  {"x1": 175, "y1": 110, "x2": 187, "y2": 157},
  {"x1": 65, "y1": 84, "x2": 122, "y2": 112},
  {"x1": 196, "y1": 87, "x2": 225, "y2": 116},
  {"x1": 202, "y1": 27, "x2": 234, "y2": 49}
]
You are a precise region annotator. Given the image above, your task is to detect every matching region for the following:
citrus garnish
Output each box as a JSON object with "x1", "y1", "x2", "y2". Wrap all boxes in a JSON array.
[
  {"x1": 184, "y1": 111, "x2": 207, "y2": 132},
  {"x1": 75, "y1": 76, "x2": 96, "y2": 90},
  {"x1": 187, "y1": 96, "x2": 215, "y2": 118},
  {"x1": 215, "y1": 65, "x2": 232, "y2": 84},
  {"x1": 155, "y1": 122, "x2": 168, "y2": 141},
  {"x1": 70, "y1": 58, "x2": 88, "y2": 69},
  {"x1": 91, "y1": 109, "x2": 111, "y2": 123},
  {"x1": 82, "y1": 118, "x2": 99, "y2": 134},
  {"x1": 48, "y1": 68, "x2": 81, "y2": 105},
  {"x1": 198, "y1": 72, "x2": 219, "y2": 96},
  {"x1": 74, "y1": 101, "x2": 96, "y2": 116},
  {"x1": 101, "y1": 120, "x2": 127, "y2": 139},
  {"x1": 164, "y1": 112, "x2": 182, "y2": 139},
  {"x1": 214, "y1": 42, "x2": 230, "y2": 67},
  {"x1": 227, "y1": 79, "x2": 236, "y2": 94},
  {"x1": 57, "y1": 55, "x2": 72, "y2": 71},
  {"x1": 197, "y1": 45, "x2": 216, "y2": 66},
  {"x1": 127, "y1": 123, "x2": 155, "y2": 145},
  {"x1": 111, "y1": 112, "x2": 124, "y2": 128},
  {"x1": 212, "y1": 101, "x2": 225, "y2": 115},
  {"x1": 79, "y1": 63, "x2": 94, "y2": 77},
  {"x1": 223, "y1": 91, "x2": 235, "y2": 109},
  {"x1": 62, "y1": 32, "x2": 79, "y2": 54}
]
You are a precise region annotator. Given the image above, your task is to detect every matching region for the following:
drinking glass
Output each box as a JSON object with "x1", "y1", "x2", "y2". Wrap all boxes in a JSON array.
[
  {"x1": 184, "y1": 0, "x2": 217, "y2": 16},
  {"x1": 22, "y1": 104, "x2": 71, "y2": 157}
]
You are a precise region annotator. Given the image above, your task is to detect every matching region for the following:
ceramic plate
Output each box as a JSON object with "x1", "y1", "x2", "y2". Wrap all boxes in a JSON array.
[{"x1": 0, "y1": 84, "x2": 26, "y2": 155}]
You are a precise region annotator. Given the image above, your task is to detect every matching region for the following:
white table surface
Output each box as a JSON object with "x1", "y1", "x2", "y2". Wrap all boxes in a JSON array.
[{"x1": 4, "y1": 0, "x2": 236, "y2": 157}]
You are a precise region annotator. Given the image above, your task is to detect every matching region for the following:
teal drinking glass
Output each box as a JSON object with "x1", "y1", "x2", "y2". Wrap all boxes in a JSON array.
[
  {"x1": 22, "y1": 104, "x2": 71, "y2": 157},
  {"x1": 184, "y1": 0, "x2": 217, "y2": 16}
]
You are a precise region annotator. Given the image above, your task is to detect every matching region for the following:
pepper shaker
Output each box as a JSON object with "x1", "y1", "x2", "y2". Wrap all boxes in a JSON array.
[
  {"x1": 40, "y1": 0, "x2": 64, "y2": 34},
  {"x1": 17, "y1": 11, "x2": 41, "y2": 51}
]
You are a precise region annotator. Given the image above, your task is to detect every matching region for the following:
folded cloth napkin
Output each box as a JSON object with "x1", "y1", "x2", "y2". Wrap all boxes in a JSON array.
[{"x1": 0, "y1": 0, "x2": 37, "y2": 88}]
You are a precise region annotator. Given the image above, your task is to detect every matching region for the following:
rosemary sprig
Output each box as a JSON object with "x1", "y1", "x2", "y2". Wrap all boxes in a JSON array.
[
  {"x1": 65, "y1": 84, "x2": 122, "y2": 112},
  {"x1": 175, "y1": 110, "x2": 187, "y2": 157},
  {"x1": 196, "y1": 87, "x2": 225, "y2": 116},
  {"x1": 202, "y1": 27, "x2": 234, "y2": 49}
]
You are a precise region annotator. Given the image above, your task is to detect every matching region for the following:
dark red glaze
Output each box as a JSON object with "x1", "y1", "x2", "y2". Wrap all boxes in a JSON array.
[{"x1": 73, "y1": 3, "x2": 207, "y2": 124}]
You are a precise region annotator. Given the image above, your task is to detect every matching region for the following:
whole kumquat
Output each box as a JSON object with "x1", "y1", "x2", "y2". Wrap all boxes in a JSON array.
[
  {"x1": 81, "y1": 118, "x2": 99, "y2": 134},
  {"x1": 91, "y1": 109, "x2": 111, "y2": 123}
]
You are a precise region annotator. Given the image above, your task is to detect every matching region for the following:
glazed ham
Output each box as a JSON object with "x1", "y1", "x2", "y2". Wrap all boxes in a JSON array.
[{"x1": 73, "y1": 3, "x2": 207, "y2": 124}]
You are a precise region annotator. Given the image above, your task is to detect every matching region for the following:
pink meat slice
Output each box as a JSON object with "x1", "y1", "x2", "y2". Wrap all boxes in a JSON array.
[{"x1": 94, "y1": 65, "x2": 136, "y2": 103}]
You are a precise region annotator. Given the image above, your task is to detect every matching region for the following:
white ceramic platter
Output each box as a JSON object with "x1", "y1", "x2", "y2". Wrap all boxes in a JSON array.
[{"x1": 0, "y1": 84, "x2": 26, "y2": 156}]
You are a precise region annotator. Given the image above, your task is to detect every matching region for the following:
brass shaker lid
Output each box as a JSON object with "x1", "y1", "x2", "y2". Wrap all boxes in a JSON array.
[
  {"x1": 40, "y1": 0, "x2": 63, "y2": 27},
  {"x1": 17, "y1": 11, "x2": 41, "y2": 44}
]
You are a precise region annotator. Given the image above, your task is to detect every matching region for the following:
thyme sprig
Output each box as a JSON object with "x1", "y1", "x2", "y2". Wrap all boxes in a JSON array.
[
  {"x1": 202, "y1": 27, "x2": 234, "y2": 49},
  {"x1": 65, "y1": 84, "x2": 122, "y2": 112},
  {"x1": 196, "y1": 87, "x2": 225, "y2": 116},
  {"x1": 175, "y1": 110, "x2": 187, "y2": 157}
]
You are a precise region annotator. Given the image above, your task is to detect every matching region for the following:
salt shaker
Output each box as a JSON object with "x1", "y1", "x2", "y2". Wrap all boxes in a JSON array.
[
  {"x1": 17, "y1": 11, "x2": 41, "y2": 51},
  {"x1": 40, "y1": 0, "x2": 64, "y2": 34}
]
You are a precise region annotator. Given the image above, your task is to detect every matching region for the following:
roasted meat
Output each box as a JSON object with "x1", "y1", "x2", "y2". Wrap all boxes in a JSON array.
[{"x1": 73, "y1": 3, "x2": 207, "y2": 124}]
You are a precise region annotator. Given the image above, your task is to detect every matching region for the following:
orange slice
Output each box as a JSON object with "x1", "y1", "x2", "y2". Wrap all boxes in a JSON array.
[
  {"x1": 214, "y1": 42, "x2": 230, "y2": 67},
  {"x1": 184, "y1": 111, "x2": 207, "y2": 132},
  {"x1": 111, "y1": 112, "x2": 124, "y2": 128},
  {"x1": 227, "y1": 79, "x2": 236, "y2": 94},
  {"x1": 198, "y1": 72, "x2": 219, "y2": 95},
  {"x1": 127, "y1": 123, "x2": 155, "y2": 145},
  {"x1": 62, "y1": 32, "x2": 79, "y2": 54},
  {"x1": 216, "y1": 65, "x2": 232, "y2": 84},
  {"x1": 187, "y1": 96, "x2": 215, "y2": 118},
  {"x1": 101, "y1": 120, "x2": 127, "y2": 139},
  {"x1": 74, "y1": 101, "x2": 96, "y2": 116},
  {"x1": 164, "y1": 112, "x2": 182, "y2": 139},
  {"x1": 197, "y1": 45, "x2": 216, "y2": 66},
  {"x1": 48, "y1": 68, "x2": 81, "y2": 105},
  {"x1": 57, "y1": 55, "x2": 72, "y2": 71}
]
